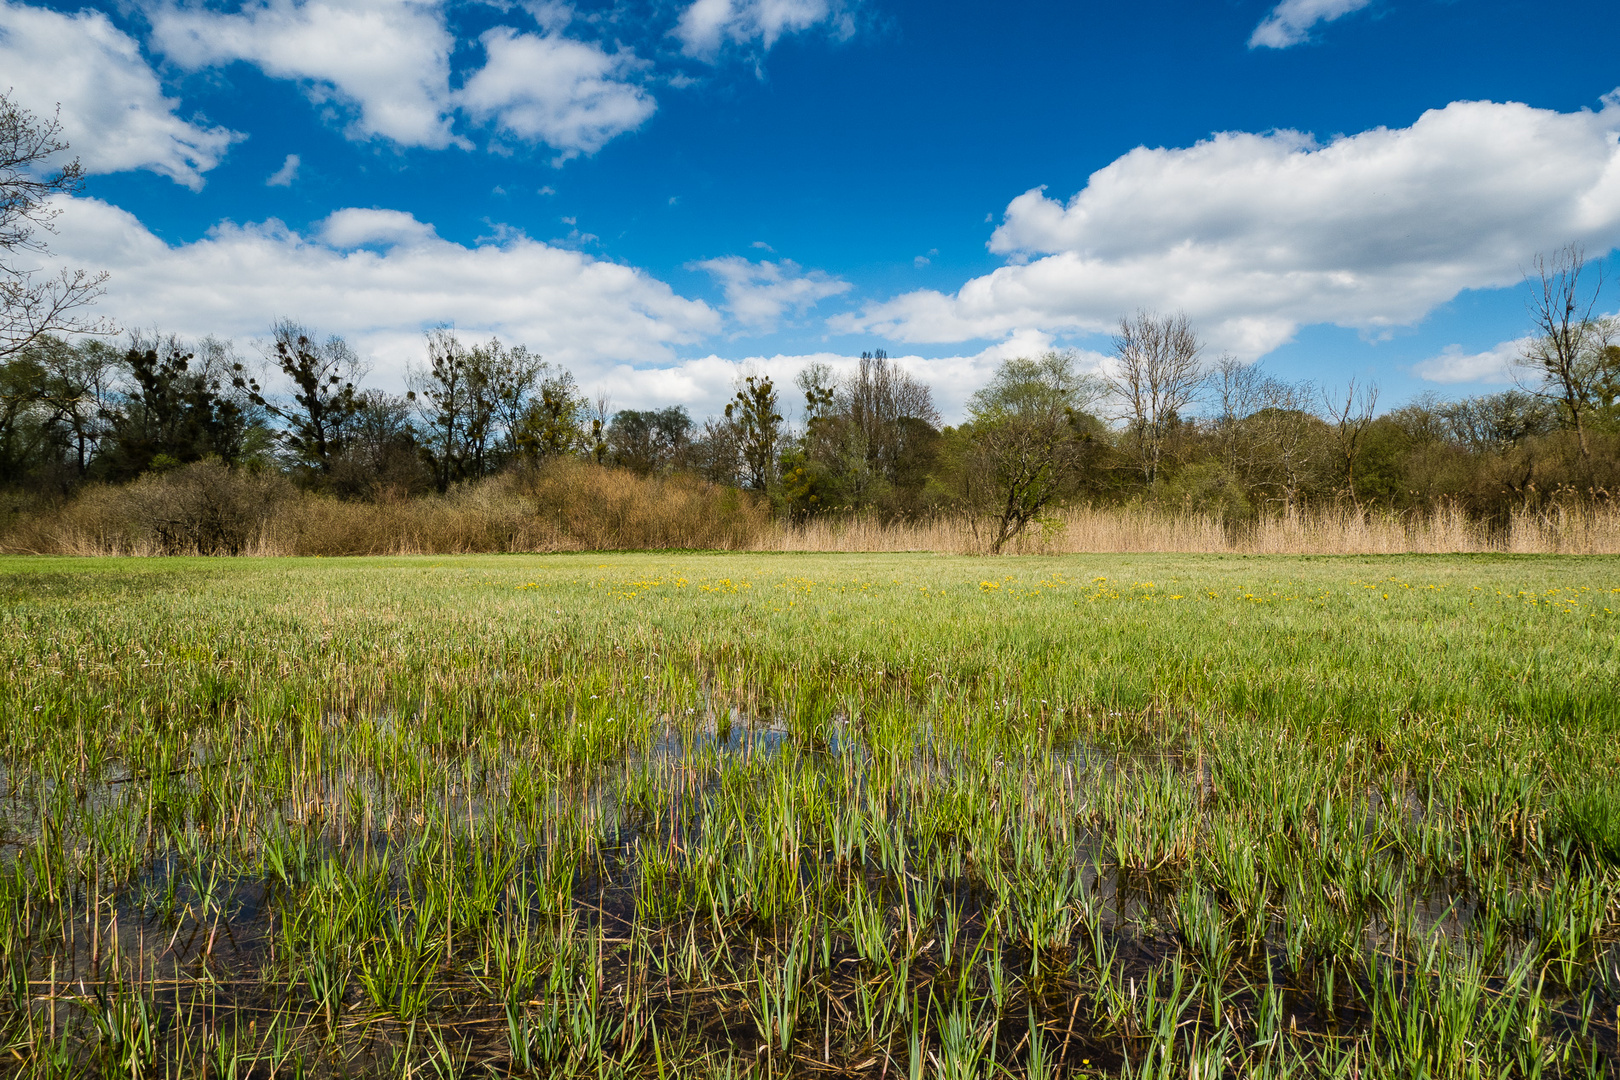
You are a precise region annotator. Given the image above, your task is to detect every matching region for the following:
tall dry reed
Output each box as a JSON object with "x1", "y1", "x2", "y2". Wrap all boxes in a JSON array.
[
  {"x1": 762, "y1": 503, "x2": 1620, "y2": 556},
  {"x1": 7, "y1": 460, "x2": 1617, "y2": 556}
]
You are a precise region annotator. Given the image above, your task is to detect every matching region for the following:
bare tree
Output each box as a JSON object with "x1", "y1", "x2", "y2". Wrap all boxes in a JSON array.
[
  {"x1": 1252, "y1": 377, "x2": 1319, "y2": 512},
  {"x1": 1, "y1": 93, "x2": 110, "y2": 359},
  {"x1": 1211, "y1": 354, "x2": 1264, "y2": 479},
  {"x1": 1322, "y1": 377, "x2": 1379, "y2": 507},
  {"x1": 237, "y1": 320, "x2": 364, "y2": 474},
  {"x1": 1516, "y1": 245, "x2": 1607, "y2": 462},
  {"x1": 1107, "y1": 309, "x2": 1205, "y2": 484},
  {"x1": 587, "y1": 391, "x2": 612, "y2": 465},
  {"x1": 1208, "y1": 356, "x2": 1323, "y2": 511},
  {"x1": 840, "y1": 349, "x2": 941, "y2": 484},
  {"x1": 1439, "y1": 390, "x2": 1557, "y2": 455}
]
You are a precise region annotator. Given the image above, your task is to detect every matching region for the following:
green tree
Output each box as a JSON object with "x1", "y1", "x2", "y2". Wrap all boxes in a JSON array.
[
  {"x1": 781, "y1": 354, "x2": 942, "y2": 519},
  {"x1": 34, "y1": 336, "x2": 117, "y2": 478},
  {"x1": 410, "y1": 331, "x2": 550, "y2": 487},
  {"x1": 725, "y1": 374, "x2": 782, "y2": 493},
  {"x1": 514, "y1": 366, "x2": 587, "y2": 462},
  {"x1": 607, "y1": 406, "x2": 692, "y2": 474},
  {"x1": 960, "y1": 352, "x2": 1102, "y2": 554},
  {"x1": 98, "y1": 342, "x2": 248, "y2": 480},
  {"x1": 0, "y1": 346, "x2": 47, "y2": 484}
]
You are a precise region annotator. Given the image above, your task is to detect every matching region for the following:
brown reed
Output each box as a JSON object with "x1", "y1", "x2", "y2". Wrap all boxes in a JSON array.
[{"x1": 5, "y1": 459, "x2": 1616, "y2": 556}]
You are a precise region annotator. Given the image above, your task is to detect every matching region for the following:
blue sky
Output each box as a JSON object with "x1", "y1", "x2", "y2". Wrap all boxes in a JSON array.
[{"x1": 5, "y1": 0, "x2": 1619, "y2": 420}]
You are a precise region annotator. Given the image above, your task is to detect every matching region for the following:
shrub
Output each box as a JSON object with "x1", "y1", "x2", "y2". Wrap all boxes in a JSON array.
[{"x1": 125, "y1": 461, "x2": 291, "y2": 554}]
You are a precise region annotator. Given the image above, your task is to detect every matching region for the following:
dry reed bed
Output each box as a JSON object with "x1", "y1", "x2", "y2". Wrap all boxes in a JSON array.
[
  {"x1": 4, "y1": 457, "x2": 1618, "y2": 555},
  {"x1": 766, "y1": 503, "x2": 1620, "y2": 555}
]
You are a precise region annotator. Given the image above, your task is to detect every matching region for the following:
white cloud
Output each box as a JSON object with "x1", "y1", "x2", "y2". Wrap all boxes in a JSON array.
[
  {"x1": 266, "y1": 153, "x2": 301, "y2": 186},
  {"x1": 457, "y1": 28, "x2": 655, "y2": 160},
  {"x1": 1413, "y1": 339, "x2": 1531, "y2": 385},
  {"x1": 673, "y1": 0, "x2": 852, "y2": 60},
  {"x1": 1249, "y1": 0, "x2": 1373, "y2": 49},
  {"x1": 603, "y1": 332, "x2": 1090, "y2": 423},
  {"x1": 150, "y1": 0, "x2": 460, "y2": 148},
  {"x1": 318, "y1": 207, "x2": 439, "y2": 248},
  {"x1": 46, "y1": 196, "x2": 719, "y2": 379},
  {"x1": 40, "y1": 197, "x2": 1092, "y2": 423},
  {"x1": 695, "y1": 256, "x2": 851, "y2": 331},
  {"x1": 0, "y1": 0, "x2": 238, "y2": 189},
  {"x1": 150, "y1": 0, "x2": 655, "y2": 157},
  {"x1": 840, "y1": 93, "x2": 1620, "y2": 359}
]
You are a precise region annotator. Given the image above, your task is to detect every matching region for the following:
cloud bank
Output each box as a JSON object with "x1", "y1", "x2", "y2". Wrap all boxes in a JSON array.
[
  {"x1": 150, "y1": 0, "x2": 462, "y2": 148},
  {"x1": 839, "y1": 93, "x2": 1620, "y2": 359},
  {"x1": 591, "y1": 329, "x2": 1090, "y2": 422},
  {"x1": 47, "y1": 196, "x2": 719, "y2": 380},
  {"x1": 44, "y1": 195, "x2": 1059, "y2": 420}
]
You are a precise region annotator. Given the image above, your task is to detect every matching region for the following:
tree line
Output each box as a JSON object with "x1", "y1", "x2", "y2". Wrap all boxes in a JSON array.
[
  {"x1": 3, "y1": 293, "x2": 1617, "y2": 551},
  {"x1": 3, "y1": 92, "x2": 1618, "y2": 553}
]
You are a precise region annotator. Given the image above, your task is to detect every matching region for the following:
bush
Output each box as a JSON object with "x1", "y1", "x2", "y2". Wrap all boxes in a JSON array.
[
  {"x1": 122, "y1": 461, "x2": 291, "y2": 554},
  {"x1": 515, "y1": 458, "x2": 769, "y2": 551},
  {"x1": 0, "y1": 459, "x2": 769, "y2": 556}
]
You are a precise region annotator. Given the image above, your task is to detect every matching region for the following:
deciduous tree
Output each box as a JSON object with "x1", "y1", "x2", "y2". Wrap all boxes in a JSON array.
[
  {"x1": 1517, "y1": 246, "x2": 1615, "y2": 463},
  {"x1": 961, "y1": 351, "x2": 1102, "y2": 554},
  {"x1": 236, "y1": 321, "x2": 363, "y2": 475},
  {"x1": 0, "y1": 92, "x2": 109, "y2": 360},
  {"x1": 725, "y1": 374, "x2": 782, "y2": 492},
  {"x1": 1107, "y1": 309, "x2": 1205, "y2": 485}
]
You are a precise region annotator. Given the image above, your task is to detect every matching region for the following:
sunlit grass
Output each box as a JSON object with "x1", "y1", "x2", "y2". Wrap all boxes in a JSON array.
[{"x1": 0, "y1": 551, "x2": 1616, "y2": 1076}]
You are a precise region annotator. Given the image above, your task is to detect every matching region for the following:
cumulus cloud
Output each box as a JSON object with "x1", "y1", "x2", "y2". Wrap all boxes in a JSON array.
[
  {"x1": 695, "y1": 256, "x2": 851, "y2": 331},
  {"x1": 150, "y1": 0, "x2": 459, "y2": 148},
  {"x1": 839, "y1": 94, "x2": 1620, "y2": 359},
  {"x1": 45, "y1": 196, "x2": 719, "y2": 379},
  {"x1": 673, "y1": 0, "x2": 852, "y2": 60},
  {"x1": 1413, "y1": 338, "x2": 1533, "y2": 385},
  {"x1": 38, "y1": 196, "x2": 1092, "y2": 422},
  {"x1": 318, "y1": 207, "x2": 439, "y2": 248},
  {"x1": 0, "y1": 0, "x2": 238, "y2": 188},
  {"x1": 458, "y1": 28, "x2": 656, "y2": 160},
  {"x1": 1249, "y1": 0, "x2": 1373, "y2": 49}
]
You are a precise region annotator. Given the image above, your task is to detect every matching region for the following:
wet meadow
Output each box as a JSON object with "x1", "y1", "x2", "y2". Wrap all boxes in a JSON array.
[{"x1": 0, "y1": 552, "x2": 1617, "y2": 1077}]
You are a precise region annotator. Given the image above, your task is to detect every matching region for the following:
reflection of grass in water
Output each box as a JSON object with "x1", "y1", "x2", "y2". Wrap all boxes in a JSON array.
[{"x1": 0, "y1": 551, "x2": 1617, "y2": 1076}]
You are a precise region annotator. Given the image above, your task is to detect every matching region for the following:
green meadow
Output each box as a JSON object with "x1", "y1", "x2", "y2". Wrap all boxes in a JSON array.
[{"x1": 1, "y1": 552, "x2": 1617, "y2": 1077}]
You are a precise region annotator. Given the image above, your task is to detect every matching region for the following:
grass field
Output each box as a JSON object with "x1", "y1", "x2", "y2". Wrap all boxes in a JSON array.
[{"x1": 1, "y1": 552, "x2": 1618, "y2": 1077}]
